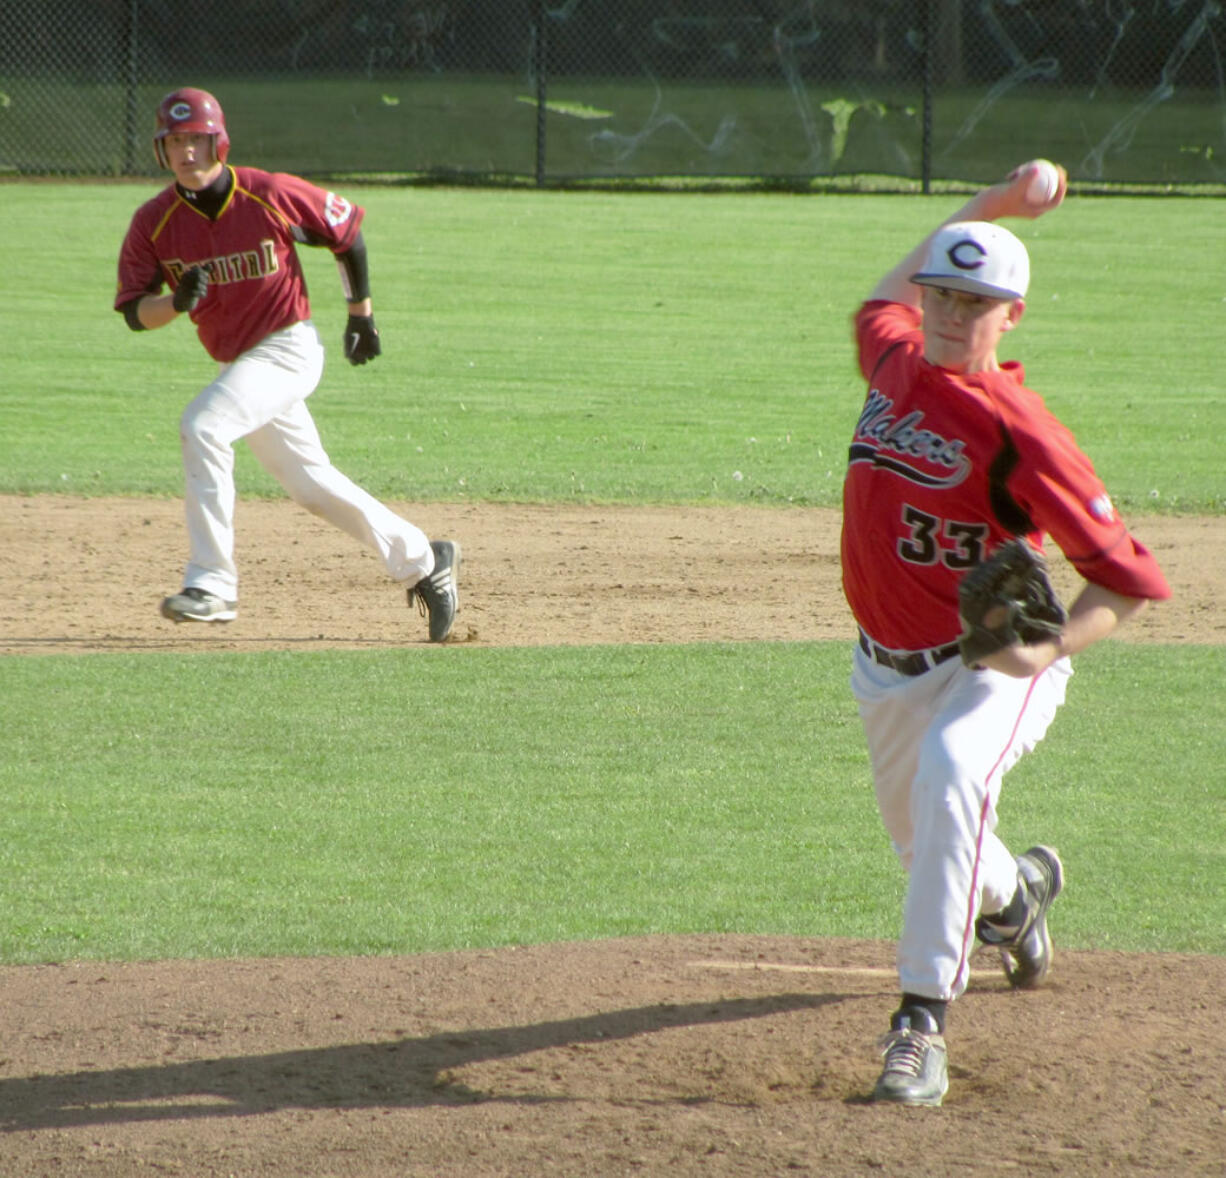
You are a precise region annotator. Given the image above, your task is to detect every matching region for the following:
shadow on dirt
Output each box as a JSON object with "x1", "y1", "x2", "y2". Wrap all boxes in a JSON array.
[{"x1": 1, "y1": 990, "x2": 854, "y2": 1130}]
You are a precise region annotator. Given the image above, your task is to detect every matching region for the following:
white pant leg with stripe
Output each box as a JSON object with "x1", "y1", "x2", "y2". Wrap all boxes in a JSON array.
[
  {"x1": 178, "y1": 320, "x2": 431, "y2": 599},
  {"x1": 851, "y1": 644, "x2": 1072, "y2": 1002}
]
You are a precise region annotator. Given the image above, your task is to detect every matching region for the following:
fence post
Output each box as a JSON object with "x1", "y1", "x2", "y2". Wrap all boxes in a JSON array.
[
  {"x1": 921, "y1": 0, "x2": 934, "y2": 194},
  {"x1": 122, "y1": 0, "x2": 140, "y2": 175},
  {"x1": 533, "y1": 0, "x2": 547, "y2": 187}
]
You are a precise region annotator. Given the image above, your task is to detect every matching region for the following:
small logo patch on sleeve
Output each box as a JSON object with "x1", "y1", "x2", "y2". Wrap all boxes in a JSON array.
[
  {"x1": 324, "y1": 192, "x2": 353, "y2": 228},
  {"x1": 1089, "y1": 493, "x2": 1117, "y2": 523}
]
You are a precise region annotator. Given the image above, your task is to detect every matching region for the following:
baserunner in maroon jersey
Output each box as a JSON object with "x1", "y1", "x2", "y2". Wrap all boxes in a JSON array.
[
  {"x1": 115, "y1": 88, "x2": 459, "y2": 641},
  {"x1": 840, "y1": 160, "x2": 1171, "y2": 1106}
]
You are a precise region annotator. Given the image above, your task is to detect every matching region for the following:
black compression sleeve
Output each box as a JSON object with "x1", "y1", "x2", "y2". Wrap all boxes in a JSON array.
[
  {"x1": 120, "y1": 300, "x2": 147, "y2": 332},
  {"x1": 335, "y1": 231, "x2": 371, "y2": 302}
]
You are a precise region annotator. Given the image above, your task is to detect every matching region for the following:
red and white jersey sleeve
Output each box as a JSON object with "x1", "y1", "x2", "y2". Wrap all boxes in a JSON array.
[
  {"x1": 115, "y1": 166, "x2": 364, "y2": 363},
  {"x1": 841, "y1": 301, "x2": 1170, "y2": 651}
]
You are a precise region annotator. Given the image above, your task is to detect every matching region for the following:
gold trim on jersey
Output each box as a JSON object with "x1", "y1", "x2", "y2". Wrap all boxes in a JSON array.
[{"x1": 233, "y1": 178, "x2": 294, "y2": 232}]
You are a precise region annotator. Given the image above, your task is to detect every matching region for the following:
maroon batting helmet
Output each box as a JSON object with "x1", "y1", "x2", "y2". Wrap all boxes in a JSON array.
[{"x1": 153, "y1": 87, "x2": 230, "y2": 168}]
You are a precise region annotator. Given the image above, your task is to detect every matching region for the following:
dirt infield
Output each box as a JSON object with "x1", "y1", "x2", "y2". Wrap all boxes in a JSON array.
[
  {"x1": 1, "y1": 497, "x2": 1224, "y2": 1176},
  {"x1": 1, "y1": 496, "x2": 1220, "y2": 654}
]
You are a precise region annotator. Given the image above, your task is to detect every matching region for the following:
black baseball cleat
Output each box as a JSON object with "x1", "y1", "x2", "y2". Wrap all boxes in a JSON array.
[
  {"x1": 160, "y1": 587, "x2": 237, "y2": 623},
  {"x1": 407, "y1": 539, "x2": 460, "y2": 642},
  {"x1": 873, "y1": 1006, "x2": 948, "y2": 1107},
  {"x1": 977, "y1": 845, "x2": 1064, "y2": 988}
]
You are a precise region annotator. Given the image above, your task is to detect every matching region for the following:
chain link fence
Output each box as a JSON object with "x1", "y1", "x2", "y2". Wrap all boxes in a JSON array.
[{"x1": 2, "y1": 1, "x2": 1224, "y2": 188}]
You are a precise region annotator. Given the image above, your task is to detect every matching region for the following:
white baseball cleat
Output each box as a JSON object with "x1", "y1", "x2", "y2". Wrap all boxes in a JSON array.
[{"x1": 160, "y1": 587, "x2": 238, "y2": 623}]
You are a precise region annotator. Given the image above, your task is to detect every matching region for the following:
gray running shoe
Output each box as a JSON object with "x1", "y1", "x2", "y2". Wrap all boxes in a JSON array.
[
  {"x1": 160, "y1": 587, "x2": 237, "y2": 623},
  {"x1": 407, "y1": 539, "x2": 460, "y2": 642},
  {"x1": 977, "y1": 845, "x2": 1064, "y2": 989},
  {"x1": 873, "y1": 1007, "x2": 948, "y2": 1107}
]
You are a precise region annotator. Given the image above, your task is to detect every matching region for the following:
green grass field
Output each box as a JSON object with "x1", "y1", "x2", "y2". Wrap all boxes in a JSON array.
[
  {"x1": 4, "y1": 182, "x2": 1223, "y2": 510},
  {"x1": 0, "y1": 183, "x2": 1222, "y2": 966},
  {"x1": 0, "y1": 642, "x2": 1222, "y2": 965}
]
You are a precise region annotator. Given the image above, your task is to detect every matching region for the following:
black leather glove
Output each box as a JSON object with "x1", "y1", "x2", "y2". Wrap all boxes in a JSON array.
[
  {"x1": 957, "y1": 539, "x2": 1067, "y2": 667},
  {"x1": 172, "y1": 265, "x2": 209, "y2": 313},
  {"x1": 343, "y1": 314, "x2": 381, "y2": 365}
]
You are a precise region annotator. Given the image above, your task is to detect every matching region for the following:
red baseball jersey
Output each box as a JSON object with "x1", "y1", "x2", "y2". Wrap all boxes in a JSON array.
[
  {"x1": 841, "y1": 301, "x2": 1170, "y2": 651},
  {"x1": 115, "y1": 166, "x2": 364, "y2": 363}
]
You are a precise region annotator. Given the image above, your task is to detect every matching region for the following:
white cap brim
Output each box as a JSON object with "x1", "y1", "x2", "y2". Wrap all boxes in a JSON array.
[{"x1": 910, "y1": 271, "x2": 1026, "y2": 300}]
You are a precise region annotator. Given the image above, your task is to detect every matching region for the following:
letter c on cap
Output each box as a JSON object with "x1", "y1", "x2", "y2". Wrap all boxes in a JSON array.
[{"x1": 947, "y1": 239, "x2": 987, "y2": 272}]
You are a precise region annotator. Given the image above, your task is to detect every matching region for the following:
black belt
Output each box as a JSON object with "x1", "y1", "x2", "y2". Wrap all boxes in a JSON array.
[{"x1": 858, "y1": 629, "x2": 961, "y2": 677}]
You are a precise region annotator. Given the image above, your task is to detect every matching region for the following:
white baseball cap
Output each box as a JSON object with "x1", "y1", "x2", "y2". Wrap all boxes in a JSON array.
[{"x1": 911, "y1": 221, "x2": 1030, "y2": 300}]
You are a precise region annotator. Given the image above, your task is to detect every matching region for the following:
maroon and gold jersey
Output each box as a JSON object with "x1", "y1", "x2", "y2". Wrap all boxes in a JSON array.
[
  {"x1": 115, "y1": 166, "x2": 363, "y2": 363},
  {"x1": 841, "y1": 301, "x2": 1170, "y2": 651}
]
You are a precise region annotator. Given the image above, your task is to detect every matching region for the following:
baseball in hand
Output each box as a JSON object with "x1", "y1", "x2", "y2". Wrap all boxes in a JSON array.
[{"x1": 1025, "y1": 160, "x2": 1061, "y2": 205}]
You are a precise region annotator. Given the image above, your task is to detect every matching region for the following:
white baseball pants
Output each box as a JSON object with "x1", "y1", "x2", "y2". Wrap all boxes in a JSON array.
[
  {"x1": 851, "y1": 644, "x2": 1072, "y2": 1002},
  {"x1": 177, "y1": 320, "x2": 431, "y2": 600}
]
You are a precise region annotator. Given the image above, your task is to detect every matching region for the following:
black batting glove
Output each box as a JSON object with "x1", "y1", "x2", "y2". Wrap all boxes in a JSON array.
[
  {"x1": 172, "y1": 265, "x2": 209, "y2": 313},
  {"x1": 344, "y1": 314, "x2": 381, "y2": 365}
]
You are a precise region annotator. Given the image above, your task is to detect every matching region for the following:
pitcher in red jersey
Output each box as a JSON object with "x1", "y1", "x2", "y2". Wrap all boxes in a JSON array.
[
  {"x1": 841, "y1": 161, "x2": 1171, "y2": 1106},
  {"x1": 115, "y1": 88, "x2": 459, "y2": 641}
]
